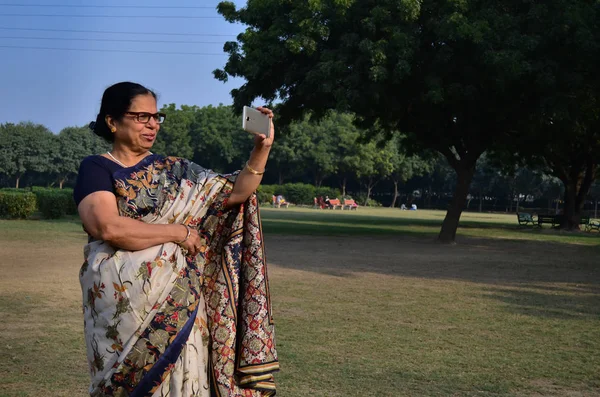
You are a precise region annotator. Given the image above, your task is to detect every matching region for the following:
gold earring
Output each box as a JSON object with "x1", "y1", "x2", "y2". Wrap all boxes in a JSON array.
[{"x1": 110, "y1": 127, "x2": 116, "y2": 133}]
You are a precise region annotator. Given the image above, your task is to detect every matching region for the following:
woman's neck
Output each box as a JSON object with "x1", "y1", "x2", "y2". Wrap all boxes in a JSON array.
[{"x1": 108, "y1": 145, "x2": 152, "y2": 167}]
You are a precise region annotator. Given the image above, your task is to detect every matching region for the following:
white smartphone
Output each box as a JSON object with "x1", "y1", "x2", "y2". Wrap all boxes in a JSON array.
[{"x1": 242, "y1": 106, "x2": 271, "y2": 138}]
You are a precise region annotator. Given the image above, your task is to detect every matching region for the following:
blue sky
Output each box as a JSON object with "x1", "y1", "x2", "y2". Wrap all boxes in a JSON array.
[{"x1": 0, "y1": 1, "x2": 250, "y2": 133}]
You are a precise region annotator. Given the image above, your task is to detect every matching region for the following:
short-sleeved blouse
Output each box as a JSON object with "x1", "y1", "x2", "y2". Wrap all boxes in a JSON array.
[{"x1": 73, "y1": 154, "x2": 158, "y2": 206}]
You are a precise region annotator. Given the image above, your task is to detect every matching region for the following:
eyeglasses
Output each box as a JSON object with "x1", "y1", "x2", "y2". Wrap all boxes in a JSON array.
[{"x1": 125, "y1": 112, "x2": 166, "y2": 124}]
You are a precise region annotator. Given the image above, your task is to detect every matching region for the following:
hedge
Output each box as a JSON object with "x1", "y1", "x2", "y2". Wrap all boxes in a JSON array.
[
  {"x1": 0, "y1": 191, "x2": 37, "y2": 219},
  {"x1": 256, "y1": 185, "x2": 277, "y2": 205},
  {"x1": 315, "y1": 186, "x2": 342, "y2": 200},
  {"x1": 0, "y1": 187, "x2": 77, "y2": 219},
  {"x1": 0, "y1": 183, "x2": 380, "y2": 218},
  {"x1": 353, "y1": 193, "x2": 383, "y2": 207},
  {"x1": 31, "y1": 187, "x2": 78, "y2": 219},
  {"x1": 279, "y1": 183, "x2": 315, "y2": 205},
  {"x1": 256, "y1": 184, "x2": 345, "y2": 206}
]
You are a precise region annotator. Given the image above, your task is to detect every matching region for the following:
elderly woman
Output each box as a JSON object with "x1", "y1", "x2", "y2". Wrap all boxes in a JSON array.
[{"x1": 74, "y1": 82, "x2": 278, "y2": 397}]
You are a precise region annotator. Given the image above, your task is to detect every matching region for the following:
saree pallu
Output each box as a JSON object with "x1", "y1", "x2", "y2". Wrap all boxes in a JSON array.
[{"x1": 80, "y1": 155, "x2": 279, "y2": 397}]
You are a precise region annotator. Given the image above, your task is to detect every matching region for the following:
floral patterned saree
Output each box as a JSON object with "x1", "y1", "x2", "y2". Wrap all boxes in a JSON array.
[{"x1": 79, "y1": 155, "x2": 279, "y2": 396}]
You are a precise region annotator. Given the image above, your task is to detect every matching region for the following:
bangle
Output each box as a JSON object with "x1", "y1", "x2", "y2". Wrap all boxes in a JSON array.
[
  {"x1": 175, "y1": 225, "x2": 191, "y2": 244},
  {"x1": 245, "y1": 161, "x2": 265, "y2": 176}
]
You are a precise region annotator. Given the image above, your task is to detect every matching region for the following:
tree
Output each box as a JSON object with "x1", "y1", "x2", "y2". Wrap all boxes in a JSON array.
[
  {"x1": 155, "y1": 104, "x2": 196, "y2": 159},
  {"x1": 0, "y1": 122, "x2": 55, "y2": 188},
  {"x1": 388, "y1": 135, "x2": 433, "y2": 208},
  {"x1": 267, "y1": 125, "x2": 308, "y2": 184},
  {"x1": 287, "y1": 114, "x2": 338, "y2": 187},
  {"x1": 55, "y1": 126, "x2": 110, "y2": 189},
  {"x1": 469, "y1": 153, "x2": 499, "y2": 212},
  {"x1": 271, "y1": 111, "x2": 365, "y2": 189},
  {"x1": 330, "y1": 113, "x2": 363, "y2": 196},
  {"x1": 501, "y1": 0, "x2": 600, "y2": 229},
  {"x1": 190, "y1": 105, "x2": 253, "y2": 173},
  {"x1": 215, "y1": 0, "x2": 541, "y2": 242},
  {"x1": 355, "y1": 139, "x2": 395, "y2": 205}
]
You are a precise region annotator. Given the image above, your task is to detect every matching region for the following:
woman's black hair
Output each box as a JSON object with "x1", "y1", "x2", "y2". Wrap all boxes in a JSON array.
[{"x1": 89, "y1": 82, "x2": 157, "y2": 143}]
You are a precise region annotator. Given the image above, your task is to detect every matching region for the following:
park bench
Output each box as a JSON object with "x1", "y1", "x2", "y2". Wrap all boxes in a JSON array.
[
  {"x1": 586, "y1": 219, "x2": 600, "y2": 232},
  {"x1": 343, "y1": 199, "x2": 358, "y2": 210},
  {"x1": 328, "y1": 198, "x2": 343, "y2": 209},
  {"x1": 516, "y1": 212, "x2": 537, "y2": 227},
  {"x1": 537, "y1": 214, "x2": 590, "y2": 229},
  {"x1": 537, "y1": 214, "x2": 559, "y2": 228},
  {"x1": 581, "y1": 215, "x2": 590, "y2": 226}
]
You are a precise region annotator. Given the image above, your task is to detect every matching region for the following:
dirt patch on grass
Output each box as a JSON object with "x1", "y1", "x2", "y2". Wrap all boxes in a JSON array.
[{"x1": 525, "y1": 379, "x2": 600, "y2": 397}]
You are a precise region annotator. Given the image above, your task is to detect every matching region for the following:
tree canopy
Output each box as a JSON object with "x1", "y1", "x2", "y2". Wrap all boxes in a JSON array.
[{"x1": 215, "y1": 0, "x2": 600, "y2": 240}]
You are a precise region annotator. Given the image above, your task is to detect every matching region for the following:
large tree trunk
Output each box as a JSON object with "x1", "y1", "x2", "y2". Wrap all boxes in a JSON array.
[
  {"x1": 15, "y1": 175, "x2": 20, "y2": 189},
  {"x1": 478, "y1": 191, "x2": 483, "y2": 213},
  {"x1": 438, "y1": 165, "x2": 476, "y2": 243},
  {"x1": 59, "y1": 177, "x2": 66, "y2": 189},
  {"x1": 562, "y1": 180, "x2": 579, "y2": 229},
  {"x1": 391, "y1": 180, "x2": 399, "y2": 208},
  {"x1": 559, "y1": 163, "x2": 596, "y2": 229},
  {"x1": 278, "y1": 171, "x2": 284, "y2": 185}
]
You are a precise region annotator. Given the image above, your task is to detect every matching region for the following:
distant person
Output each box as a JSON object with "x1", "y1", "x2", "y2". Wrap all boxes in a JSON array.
[
  {"x1": 73, "y1": 82, "x2": 278, "y2": 396},
  {"x1": 276, "y1": 194, "x2": 289, "y2": 208},
  {"x1": 325, "y1": 195, "x2": 333, "y2": 208},
  {"x1": 410, "y1": 204, "x2": 418, "y2": 211},
  {"x1": 400, "y1": 204, "x2": 407, "y2": 210},
  {"x1": 318, "y1": 196, "x2": 326, "y2": 209}
]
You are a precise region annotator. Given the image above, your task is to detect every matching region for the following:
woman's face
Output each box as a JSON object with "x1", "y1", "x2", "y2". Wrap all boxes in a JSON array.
[{"x1": 108, "y1": 94, "x2": 161, "y2": 152}]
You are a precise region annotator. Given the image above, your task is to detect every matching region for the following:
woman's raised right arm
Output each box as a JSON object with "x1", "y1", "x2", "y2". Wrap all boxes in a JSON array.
[{"x1": 78, "y1": 191, "x2": 201, "y2": 254}]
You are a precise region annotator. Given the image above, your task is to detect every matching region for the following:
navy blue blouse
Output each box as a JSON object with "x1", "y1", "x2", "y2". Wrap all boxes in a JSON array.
[{"x1": 73, "y1": 154, "x2": 158, "y2": 207}]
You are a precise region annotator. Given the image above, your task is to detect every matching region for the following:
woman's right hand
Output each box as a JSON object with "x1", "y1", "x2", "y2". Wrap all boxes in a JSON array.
[{"x1": 175, "y1": 225, "x2": 202, "y2": 257}]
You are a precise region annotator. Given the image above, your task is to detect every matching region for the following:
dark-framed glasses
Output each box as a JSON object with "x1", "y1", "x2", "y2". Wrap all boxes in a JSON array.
[{"x1": 125, "y1": 112, "x2": 166, "y2": 124}]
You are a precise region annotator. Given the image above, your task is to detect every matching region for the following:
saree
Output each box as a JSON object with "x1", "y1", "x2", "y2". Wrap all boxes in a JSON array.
[{"x1": 79, "y1": 155, "x2": 279, "y2": 396}]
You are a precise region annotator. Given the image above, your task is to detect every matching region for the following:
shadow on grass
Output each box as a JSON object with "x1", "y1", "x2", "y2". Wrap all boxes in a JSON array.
[
  {"x1": 265, "y1": 231, "x2": 600, "y2": 321},
  {"x1": 265, "y1": 233, "x2": 600, "y2": 287},
  {"x1": 481, "y1": 286, "x2": 600, "y2": 320},
  {"x1": 262, "y1": 209, "x2": 539, "y2": 229},
  {"x1": 260, "y1": 210, "x2": 600, "y2": 246}
]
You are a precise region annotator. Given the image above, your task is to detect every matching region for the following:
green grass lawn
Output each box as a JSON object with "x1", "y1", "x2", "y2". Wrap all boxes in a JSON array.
[{"x1": 0, "y1": 209, "x2": 598, "y2": 396}]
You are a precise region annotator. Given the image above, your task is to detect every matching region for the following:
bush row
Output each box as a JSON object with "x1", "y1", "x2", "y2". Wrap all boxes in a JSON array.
[
  {"x1": 1, "y1": 183, "x2": 381, "y2": 219},
  {"x1": 0, "y1": 191, "x2": 37, "y2": 219},
  {"x1": 256, "y1": 183, "x2": 344, "y2": 205},
  {"x1": 353, "y1": 193, "x2": 383, "y2": 207},
  {"x1": 0, "y1": 187, "x2": 77, "y2": 219}
]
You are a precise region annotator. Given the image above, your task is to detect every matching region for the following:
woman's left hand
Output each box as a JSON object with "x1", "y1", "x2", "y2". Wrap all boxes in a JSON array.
[{"x1": 254, "y1": 106, "x2": 275, "y2": 150}]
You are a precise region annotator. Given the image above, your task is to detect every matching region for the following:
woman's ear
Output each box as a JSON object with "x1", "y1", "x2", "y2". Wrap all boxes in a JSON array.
[{"x1": 105, "y1": 116, "x2": 117, "y2": 133}]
